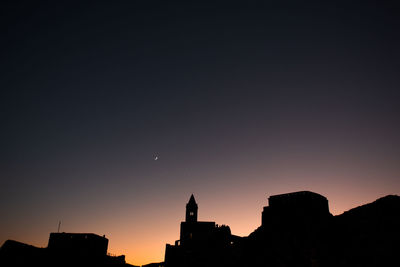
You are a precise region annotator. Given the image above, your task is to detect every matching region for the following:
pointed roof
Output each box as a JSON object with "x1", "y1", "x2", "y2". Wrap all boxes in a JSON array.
[{"x1": 188, "y1": 194, "x2": 197, "y2": 205}]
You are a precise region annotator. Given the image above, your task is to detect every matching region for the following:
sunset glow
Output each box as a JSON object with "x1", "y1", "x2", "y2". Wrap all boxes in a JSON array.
[{"x1": 1, "y1": 1, "x2": 399, "y2": 266}]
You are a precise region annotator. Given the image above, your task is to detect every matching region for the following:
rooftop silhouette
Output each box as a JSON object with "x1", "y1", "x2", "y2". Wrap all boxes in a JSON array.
[
  {"x1": 1, "y1": 191, "x2": 399, "y2": 267},
  {"x1": 0, "y1": 232, "x2": 128, "y2": 267}
]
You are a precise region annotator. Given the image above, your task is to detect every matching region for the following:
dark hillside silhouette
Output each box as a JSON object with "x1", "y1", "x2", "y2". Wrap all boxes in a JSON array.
[
  {"x1": 326, "y1": 195, "x2": 400, "y2": 267},
  {"x1": 0, "y1": 240, "x2": 46, "y2": 265}
]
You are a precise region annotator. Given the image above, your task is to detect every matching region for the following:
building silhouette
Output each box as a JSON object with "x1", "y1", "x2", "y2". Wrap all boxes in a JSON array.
[
  {"x1": 262, "y1": 191, "x2": 331, "y2": 226},
  {"x1": 0, "y1": 232, "x2": 127, "y2": 266},
  {"x1": 165, "y1": 194, "x2": 236, "y2": 267},
  {"x1": 47, "y1": 232, "x2": 109, "y2": 262},
  {"x1": 185, "y1": 194, "x2": 198, "y2": 223},
  {"x1": 244, "y1": 191, "x2": 333, "y2": 267}
]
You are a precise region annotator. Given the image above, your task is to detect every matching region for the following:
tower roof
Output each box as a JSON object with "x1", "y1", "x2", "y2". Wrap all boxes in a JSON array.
[{"x1": 188, "y1": 194, "x2": 197, "y2": 205}]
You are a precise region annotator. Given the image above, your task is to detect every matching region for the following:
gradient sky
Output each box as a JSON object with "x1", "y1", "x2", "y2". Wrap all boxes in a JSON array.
[{"x1": 1, "y1": 1, "x2": 400, "y2": 265}]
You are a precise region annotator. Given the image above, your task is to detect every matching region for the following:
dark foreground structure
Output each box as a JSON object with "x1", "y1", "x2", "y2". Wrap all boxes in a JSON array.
[
  {"x1": 165, "y1": 194, "x2": 239, "y2": 267},
  {"x1": 0, "y1": 232, "x2": 128, "y2": 267},
  {"x1": 1, "y1": 191, "x2": 399, "y2": 267},
  {"x1": 164, "y1": 191, "x2": 400, "y2": 267}
]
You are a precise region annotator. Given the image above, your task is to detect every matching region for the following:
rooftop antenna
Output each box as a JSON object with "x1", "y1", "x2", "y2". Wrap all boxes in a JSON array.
[{"x1": 57, "y1": 221, "x2": 61, "y2": 233}]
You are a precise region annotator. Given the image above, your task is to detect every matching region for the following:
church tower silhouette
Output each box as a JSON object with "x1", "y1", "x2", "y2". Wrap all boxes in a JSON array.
[
  {"x1": 186, "y1": 194, "x2": 198, "y2": 223},
  {"x1": 165, "y1": 194, "x2": 233, "y2": 266}
]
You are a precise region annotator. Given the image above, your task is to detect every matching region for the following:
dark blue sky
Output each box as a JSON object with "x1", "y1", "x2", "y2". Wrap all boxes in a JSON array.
[{"x1": 1, "y1": 1, "x2": 400, "y2": 265}]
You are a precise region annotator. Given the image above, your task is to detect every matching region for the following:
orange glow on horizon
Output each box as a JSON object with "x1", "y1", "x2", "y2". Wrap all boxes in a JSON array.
[{"x1": 2, "y1": 169, "x2": 398, "y2": 266}]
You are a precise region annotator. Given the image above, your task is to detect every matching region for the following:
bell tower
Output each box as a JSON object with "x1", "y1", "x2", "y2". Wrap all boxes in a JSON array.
[{"x1": 186, "y1": 194, "x2": 198, "y2": 223}]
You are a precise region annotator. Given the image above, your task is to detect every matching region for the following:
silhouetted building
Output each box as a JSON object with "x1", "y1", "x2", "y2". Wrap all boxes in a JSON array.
[
  {"x1": 185, "y1": 194, "x2": 198, "y2": 223},
  {"x1": 48, "y1": 232, "x2": 108, "y2": 259},
  {"x1": 180, "y1": 195, "x2": 219, "y2": 247},
  {"x1": 242, "y1": 191, "x2": 333, "y2": 267},
  {"x1": 165, "y1": 194, "x2": 236, "y2": 267},
  {"x1": 262, "y1": 191, "x2": 331, "y2": 227},
  {"x1": 0, "y1": 232, "x2": 128, "y2": 266}
]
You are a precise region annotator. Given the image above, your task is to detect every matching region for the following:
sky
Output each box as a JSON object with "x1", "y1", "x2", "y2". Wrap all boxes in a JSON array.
[{"x1": 1, "y1": 0, "x2": 400, "y2": 265}]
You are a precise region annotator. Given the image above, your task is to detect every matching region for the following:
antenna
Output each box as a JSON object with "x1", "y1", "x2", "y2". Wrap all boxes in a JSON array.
[{"x1": 57, "y1": 221, "x2": 61, "y2": 233}]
